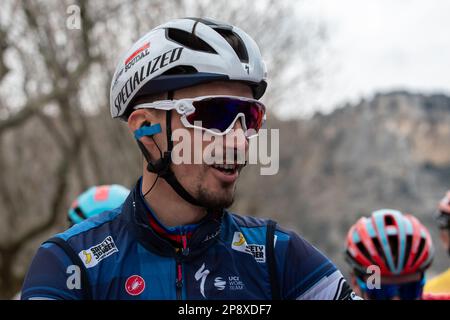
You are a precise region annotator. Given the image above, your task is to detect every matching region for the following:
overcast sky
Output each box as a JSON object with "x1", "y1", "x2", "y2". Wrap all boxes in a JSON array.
[{"x1": 292, "y1": 0, "x2": 450, "y2": 116}]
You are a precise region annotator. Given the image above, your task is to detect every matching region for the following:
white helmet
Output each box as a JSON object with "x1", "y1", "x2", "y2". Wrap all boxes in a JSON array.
[{"x1": 110, "y1": 17, "x2": 267, "y2": 120}]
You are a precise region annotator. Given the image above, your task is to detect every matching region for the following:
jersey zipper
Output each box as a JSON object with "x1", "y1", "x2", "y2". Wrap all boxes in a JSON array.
[
  {"x1": 176, "y1": 259, "x2": 183, "y2": 300},
  {"x1": 175, "y1": 234, "x2": 188, "y2": 300}
]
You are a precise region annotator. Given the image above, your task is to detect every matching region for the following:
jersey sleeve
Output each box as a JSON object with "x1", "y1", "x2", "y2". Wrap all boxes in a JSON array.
[
  {"x1": 21, "y1": 243, "x2": 84, "y2": 300},
  {"x1": 281, "y1": 231, "x2": 360, "y2": 300}
]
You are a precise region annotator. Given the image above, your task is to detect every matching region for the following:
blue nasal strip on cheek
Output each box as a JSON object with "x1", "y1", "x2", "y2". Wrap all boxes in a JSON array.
[{"x1": 134, "y1": 124, "x2": 162, "y2": 140}]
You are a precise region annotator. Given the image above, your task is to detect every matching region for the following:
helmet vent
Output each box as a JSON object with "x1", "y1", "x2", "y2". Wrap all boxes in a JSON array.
[
  {"x1": 412, "y1": 238, "x2": 426, "y2": 266},
  {"x1": 356, "y1": 242, "x2": 375, "y2": 265},
  {"x1": 403, "y1": 235, "x2": 413, "y2": 269},
  {"x1": 384, "y1": 215, "x2": 395, "y2": 226},
  {"x1": 161, "y1": 65, "x2": 198, "y2": 76},
  {"x1": 167, "y1": 28, "x2": 217, "y2": 54},
  {"x1": 213, "y1": 28, "x2": 249, "y2": 63},
  {"x1": 372, "y1": 237, "x2": 389, "y2": 268},
  {"x1": 388, "y1": 235, "x2": 399, "y2": 267}
]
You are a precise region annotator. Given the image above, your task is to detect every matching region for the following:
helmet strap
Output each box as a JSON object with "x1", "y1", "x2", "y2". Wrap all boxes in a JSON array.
[
  {"x1": 136, "y1": 91, "x2": 204, "y2": 207},
  {"x1": 157, "y1": 109, "x2": 203, "y2": 206}
]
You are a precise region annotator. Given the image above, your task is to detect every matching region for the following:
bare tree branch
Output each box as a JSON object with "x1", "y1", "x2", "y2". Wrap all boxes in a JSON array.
[
  {"x1": 0, "y1": 0, "x2": 327, "y2": 298},
  {"x1": 0, "y1": 27, "x2": 9, "y2": 83},
  {"x1": 0, "y1": 90, "x2": 61, "y2": 133},
  {"x1": 0, "y1": 131, "x2": 82, "y2": 253}
]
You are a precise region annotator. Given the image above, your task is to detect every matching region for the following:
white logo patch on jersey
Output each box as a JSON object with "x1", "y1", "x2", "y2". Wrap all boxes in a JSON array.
[
  {"x1": 231, "y1": 232, "x2": 267, "y2": 263},
  {"x1": 78, "y1": 236, "x2": 118, "y2": 268}
]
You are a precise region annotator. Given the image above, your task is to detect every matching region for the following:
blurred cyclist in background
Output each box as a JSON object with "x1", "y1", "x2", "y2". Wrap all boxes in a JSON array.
[
  {"x1": 12, "y1": 184, "x2": 130, "y2": 299},
  {"x1": 345, "y1": 209, "x2": 434, "y2": 300},
  {"x1": 423, "y1": 191, "x2": 450, "y2": 299},
  {"x1": 68, "y1": 185, "x2": 130, "y2": 226}
]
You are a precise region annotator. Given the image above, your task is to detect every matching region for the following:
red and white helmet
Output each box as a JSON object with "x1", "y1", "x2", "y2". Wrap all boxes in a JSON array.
[
  {"x1": 110, "y1": 17, "x2": 267, "y2": 120},
  {"x1": 345, "y1": 209, "x2": 434, "y2": 277}
]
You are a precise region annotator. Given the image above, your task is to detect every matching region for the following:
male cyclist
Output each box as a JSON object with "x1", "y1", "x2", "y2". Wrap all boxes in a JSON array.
[
  {"x1": 423, "y1": 191, "x2": 450, "y2": 299},
  {"x1": 22, "y1": 18, "x2": 358, "y2": 300},
  {"x1": 345, "y1": 209, "x2": 434, "y2": 300},
  {"x1": 67, "y1": 185, "x2": 130, "y2": 226}
]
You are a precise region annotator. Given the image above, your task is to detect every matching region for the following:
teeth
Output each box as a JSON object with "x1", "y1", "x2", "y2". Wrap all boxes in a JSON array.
[{"x1": 213, "y1": 164, "x2": 236, "y2": 170}]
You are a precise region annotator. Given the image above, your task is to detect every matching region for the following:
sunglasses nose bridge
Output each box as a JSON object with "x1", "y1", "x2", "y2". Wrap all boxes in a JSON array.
[
  {"x1": 230, "y1": 116, "x2": 249, "y2": 151},
  {"x1": 228, "y1": 113, "x2": 254, "y2": 139},
  {"x1": 232, "y1": 113, "x2": 247, "y2": 131},
  {"x1": 235, "y1": 112, "x2": 261, "y2": 138}
]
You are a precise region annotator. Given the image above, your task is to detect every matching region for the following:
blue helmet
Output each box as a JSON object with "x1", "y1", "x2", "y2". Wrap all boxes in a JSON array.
[{"x1": 68, "y1": 185, "x2": 130, "y2": 225}]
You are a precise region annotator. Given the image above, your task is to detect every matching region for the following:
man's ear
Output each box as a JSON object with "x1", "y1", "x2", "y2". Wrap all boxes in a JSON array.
[{"x1": 127, "y1": 109, "x2": 153, "y2": 133}]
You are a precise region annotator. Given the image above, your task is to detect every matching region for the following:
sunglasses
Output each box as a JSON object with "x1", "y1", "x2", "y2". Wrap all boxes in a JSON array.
[
  {"x1": 134, "y1": 95, "x2": 266, "y2": 137},
  {"x1": 357, "y1": 276, "x2": 425, "y2": 300}
]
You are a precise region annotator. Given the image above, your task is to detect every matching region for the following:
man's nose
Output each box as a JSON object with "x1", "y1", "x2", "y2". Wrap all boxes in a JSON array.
[{"x1": 226, "y1": 117, "x2": 249, "y2": 152}]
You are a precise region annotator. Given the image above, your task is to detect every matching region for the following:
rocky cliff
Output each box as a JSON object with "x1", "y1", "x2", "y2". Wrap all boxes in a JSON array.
[{"x1": 234, "y1": 91, "x2": 450, "y2": 275}]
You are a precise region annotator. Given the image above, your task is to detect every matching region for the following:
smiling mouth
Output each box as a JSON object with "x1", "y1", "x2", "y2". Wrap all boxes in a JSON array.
[{"x1": 211, "y1": 163, "x2": 240, "y2": 175}]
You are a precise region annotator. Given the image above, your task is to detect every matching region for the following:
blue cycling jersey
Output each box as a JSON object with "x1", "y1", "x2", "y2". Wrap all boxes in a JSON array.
[{"x1": 21, "y1": 178, "x2": 357, "y2": 300}]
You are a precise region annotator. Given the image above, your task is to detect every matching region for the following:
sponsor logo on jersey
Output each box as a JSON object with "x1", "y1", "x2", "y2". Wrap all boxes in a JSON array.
[
  {"x1": 78, "y1": 236, "x2": 118, "y2": 268},
  {"x1": 202, "y1": 229, "x2": 220, "y2": 243},
  {"x1": 125, "y1": 275, "x2": 146, "y2": 296},
  {"x1": 214, "y1": 277, "x2": 226, "y2": 290},
  {"x1": 194, "y1": 263, "x2": 210, "y2": 299},
  {"x1": 214, "y1": 276, "x2": 245, "y2": 291},
  {"x1": 231, "y1": 232, "x2": 266, "y2": 263}
]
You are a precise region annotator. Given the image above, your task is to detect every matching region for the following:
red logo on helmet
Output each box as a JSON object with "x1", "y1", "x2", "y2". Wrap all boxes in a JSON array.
[
  {"x1": 124, "y1": 42, "x2": 151, "y2": 72},
  {"x1": 125, "y1": 42, "x2": 150, "y2": 65},
  {"x1": 125, "y1": 275, "x2": 145, "y2": 296},
  {"x1": 94, "y1": 185, "x2": 110, "y2": 202}
]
